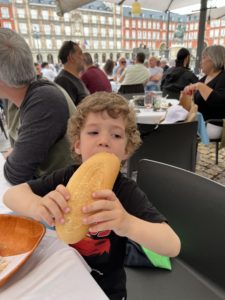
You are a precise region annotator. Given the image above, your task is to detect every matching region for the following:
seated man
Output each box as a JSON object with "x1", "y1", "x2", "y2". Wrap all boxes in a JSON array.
[
  {"x1": 55, "y1": 41, "x2": 89, "y2": 106},
  {"x1": 81, "y1": 52, "x2": 112, "y2": 94},
  {"x1": 119, "y1": 52, "x2": 149, "y2": 93},
  {"x1": 0, "y1": 28, "x2": 76, "y2": 185}
]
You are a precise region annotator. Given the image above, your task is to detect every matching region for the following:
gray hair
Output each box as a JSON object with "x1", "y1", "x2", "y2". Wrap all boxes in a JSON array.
[
  {"x1": 0, "y1": 28, "x2": 36, "y2": 87},
  {"x1": 202, "y1": 45, "x2": 225, "y2": 71}
]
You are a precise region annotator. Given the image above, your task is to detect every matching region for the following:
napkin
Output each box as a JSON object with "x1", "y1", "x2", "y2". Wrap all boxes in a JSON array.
[{"x1": 161, "y1": 105, "x2": 188, "y2": 124}]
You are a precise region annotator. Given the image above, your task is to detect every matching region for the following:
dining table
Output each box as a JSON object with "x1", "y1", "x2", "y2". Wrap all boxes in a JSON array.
[
  {"x1": 0, "y1": 154, "x2": 108, "y2": 300},
  {"x1": 130, "y1": 99, "x2": 209, "y2": 145}
]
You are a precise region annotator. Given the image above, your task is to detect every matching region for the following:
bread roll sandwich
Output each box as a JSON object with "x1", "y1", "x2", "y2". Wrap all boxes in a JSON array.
[{"x1": 56, "y1": 152, "x2": 120, "y2": 244}]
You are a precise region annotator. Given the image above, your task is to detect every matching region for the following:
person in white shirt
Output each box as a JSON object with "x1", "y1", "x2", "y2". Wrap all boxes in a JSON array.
[
  {"x1": 119, "y1": 52, "x2": 149, "y2": 86},
  {"x1": 41, "y1": 62, "x2": 57, "y2": 81}
]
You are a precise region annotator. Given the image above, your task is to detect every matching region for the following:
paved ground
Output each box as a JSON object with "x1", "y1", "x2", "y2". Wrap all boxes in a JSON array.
[{"x1": 1, "y1": 125, "x2": 225, "y2": 186}]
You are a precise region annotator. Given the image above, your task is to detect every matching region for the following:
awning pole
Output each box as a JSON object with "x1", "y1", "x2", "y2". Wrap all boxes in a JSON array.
[{"x1": 194, "y1": 0, "x2": 208, "y2": 74}]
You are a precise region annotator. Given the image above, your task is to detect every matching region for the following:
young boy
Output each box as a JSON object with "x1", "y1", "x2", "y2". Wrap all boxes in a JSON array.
[{"x1": 4, "y1": 92, "x2": 180, "y2": 300}]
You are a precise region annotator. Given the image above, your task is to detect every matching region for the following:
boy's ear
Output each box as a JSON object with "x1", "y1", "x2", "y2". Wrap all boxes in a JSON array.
[{"x1": 74, "y1": 140, "x2": 81, "y2": 155}]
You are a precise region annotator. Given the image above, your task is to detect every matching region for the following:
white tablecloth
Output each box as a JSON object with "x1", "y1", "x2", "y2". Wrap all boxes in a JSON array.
[
  {"x1": 0, "y1": 155, "x2": 108, "y2": 300},
  {"x1": 136, "y1": 108, "x2": 166, "y2": 124}
]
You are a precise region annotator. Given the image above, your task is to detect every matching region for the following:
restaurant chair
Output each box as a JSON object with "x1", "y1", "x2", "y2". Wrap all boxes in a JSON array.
[
  {"x1": 118, "y1": 84, "x2": 144, "y2": 95},
  {"x1": 127, "y1": 121, "x2": 198, "y2": 177},
  {"x1": 205, "y1": 119, "x2": 224, "y2": 165},
  {"x1": 126, "y1": 159, "x2": 225, "y2": 300}
]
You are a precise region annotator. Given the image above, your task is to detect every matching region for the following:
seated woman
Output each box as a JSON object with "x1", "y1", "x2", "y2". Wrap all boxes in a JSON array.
[
  {"x1": 161, "y1": 48, "x2": 198, "y2": 99},
  {"x1": 183, "y1": 45, "x2": 225, "y2": 139}
]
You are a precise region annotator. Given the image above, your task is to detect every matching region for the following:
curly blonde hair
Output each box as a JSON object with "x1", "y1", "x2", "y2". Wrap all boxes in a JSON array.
[{"x1": 67, "y1": 92, "x2": 141, "y2": 163}]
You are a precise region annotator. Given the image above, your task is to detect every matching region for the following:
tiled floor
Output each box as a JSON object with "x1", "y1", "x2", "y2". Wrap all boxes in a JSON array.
[{"x1": 1, "y1": 125, "x2": 225, "y2": 186}]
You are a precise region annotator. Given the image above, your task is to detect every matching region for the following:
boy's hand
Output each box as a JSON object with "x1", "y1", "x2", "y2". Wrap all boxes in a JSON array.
[
  {"x1": 82, "y1": 189, "x2": 132, "y2": 237},
  {"x1": 32, "y1": 184, "x2": 70, "y2": 227}
]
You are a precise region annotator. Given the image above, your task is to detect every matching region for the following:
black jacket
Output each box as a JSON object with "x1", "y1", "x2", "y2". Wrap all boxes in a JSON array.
[{"x1": 161, "y1": 66, "x2": 198, "y2": 99}]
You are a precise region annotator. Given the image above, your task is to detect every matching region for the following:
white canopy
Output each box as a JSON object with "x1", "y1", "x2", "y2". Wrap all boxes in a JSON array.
[{"x1": 55, "y1": 0, "x2": 202, "y2": 15}]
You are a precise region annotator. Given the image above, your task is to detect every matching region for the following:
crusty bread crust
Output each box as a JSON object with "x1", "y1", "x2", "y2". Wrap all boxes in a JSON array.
[{"x1": 56, "y1": 152, "x2": 120, "y2": 244}]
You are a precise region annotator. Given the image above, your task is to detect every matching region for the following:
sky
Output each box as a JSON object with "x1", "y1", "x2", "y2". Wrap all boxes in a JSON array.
[{"x1": 172, "y1": 0, "x2": 225, "y2": 15}]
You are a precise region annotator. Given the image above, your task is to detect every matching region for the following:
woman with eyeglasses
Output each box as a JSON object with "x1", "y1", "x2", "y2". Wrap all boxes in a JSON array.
[{"x1": 113, "y1": 57, "x2": 127, "y2": 82}]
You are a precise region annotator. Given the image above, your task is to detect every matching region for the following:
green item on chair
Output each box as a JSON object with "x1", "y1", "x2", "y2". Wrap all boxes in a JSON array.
[{"x1": 141, "y1": 246, "x2": 172, "y2": 270}]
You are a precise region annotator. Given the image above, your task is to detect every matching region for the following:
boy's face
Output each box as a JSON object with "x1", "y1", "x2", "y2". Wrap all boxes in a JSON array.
[{"x1": 74, "y1": 111, "x2": 129, "y2": 162}]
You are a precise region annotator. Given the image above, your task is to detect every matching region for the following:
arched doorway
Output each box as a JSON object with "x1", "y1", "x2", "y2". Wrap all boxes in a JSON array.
[
  {"x1": 47, "y1": 54, "x2": 54, "y2": 64},
  {"x1": 102, "y1": 53, "x2": 106, "y2": 63},
  {"x1": 37, "y1": 54, "x2": 43, "y2": 64},
  {"x1": 109, "y1": 53, "x2": 113, "y2": 60},
  {"x1": 94, "y1": 53, "x2": 99, "y2": 64}
]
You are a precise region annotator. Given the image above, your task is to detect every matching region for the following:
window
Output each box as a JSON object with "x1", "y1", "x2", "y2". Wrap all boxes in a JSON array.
[
  {"x1": 84, "y1": 27, "x2": 89, "y2": 36},
  {"x1": 109, "y1": 41, "x2": 114, "y2": 49},
  {"x1": 92, "y1": 15, "x2": 97, "y2": 23},
  {"x1": 116, "y1": 6, "x2": 121, "y2": 14},
  {"x1": 143, "y1": 21, "x2": 146, "y2": 29},
  {"x1": 125, "y1": 30, "x2": 129, "y2": 38},
  {"x1": 109, "y1": 28, "x2": 113, "y2": 37},
  {"x1": 93, "y1": 27, "x2": 98, "y2": 37},
  {"x1": 148, "y1": 31, "x2": 151, "y2": 39},
  {"x1": 137, "y1": 31, "x2": 142, "y2": 39},
  {"x1": 117, "y1": 29, "x2": 121, "y2": 38},
  {"x1": 117, "y1": 41, "x2": 121, "y2": 49},
  {"x1": 132, "y1": 20, "x2": 136, "y2": 28},
  {"x1": 101, "y1": 28, "x2": 106, "y2": 37},
  {"x1": 19, "y1": 23, "x2": 27, "y2": 34},
  {"x1": 46, "y1": 39, "x2": 52, "y2": 49},
  {"x1": 126, "y1": 41, "x2": 129, "y2": 49},
  {"x1": 3, "y1": 22, "x2": 12, "y2": 29},
  {"x1": 125, "y1": 19, "x2": 129, "y2": 27},
  {"x1": 116, "y1": 18, "x2": 121, "y2": 25},
  {"x1": 65, "y1": 26, "x2": 71, "y2": 35},
  {"x1": 93, "y1": 40, "x2": 98, "y2": 49},
  {"x1": 55, "y1": 25, "x2": 61, "y2": 35},
  {"x1": 138, "y1": 20, "x2": 141, "y2": 28},
  {"x1": 108, "y1": 17, "x2": 113, "y2": 25},
  {"x1": 64, "y1": 13, "x2": 70, "y2": 22},
  {"x1": 56, "y1": 39, "x2": 62, "y2": 49},
  {"x1": 132, "y1": 41, "x2": 136, "y2": 48},
  {"x1": 44, "y1": 25, "x2": 51, "y2": 35},
  {"x1": 1, "y1": 7, "x2": 9, "y2": 19},
  {"x1": 132, "y1": 30, "x2": 136, "y2": 38},
  {"x1": 83, "y1": 15, "x2": 89, "y2": 23},
  {"x1": 30, "y1": 9, "x2": 38, "y2": 19},
  {"x1": 214, "y1": 29, "x2": 219, "y2": 37},
  {"x1": 42, "y1": 10, "x2": 49, "y2": 20},
  {"x1": 100, "y1": 16, "x2": 105, "y2": 24},
  {"x1": 102, "y1": 40, "x2": 106, "y2": 49},
  {"x1": 17, "y1": 8, "x2": 25, "y2": 18}
]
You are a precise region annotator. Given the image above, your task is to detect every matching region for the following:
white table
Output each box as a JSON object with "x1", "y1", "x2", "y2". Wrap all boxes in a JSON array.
[
  {"x1": 0, "y1": 155, "x2": 108, "y2": 300},
  {"x1": 134, "y1": 99, "x2": 179, "y2": 125},
  {"x1": 136, "y1": 108, "x2": 166, "y2": 124}
]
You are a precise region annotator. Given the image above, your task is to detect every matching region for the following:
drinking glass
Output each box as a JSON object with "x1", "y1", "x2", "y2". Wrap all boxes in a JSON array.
[{"x1": 144, "y1": 91, "x2": 153, "y2": 109}]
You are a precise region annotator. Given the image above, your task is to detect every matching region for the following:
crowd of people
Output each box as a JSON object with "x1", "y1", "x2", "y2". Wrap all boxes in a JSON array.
[{"x1": 1, "y1": 26, "x2": 225, "y2": 300}]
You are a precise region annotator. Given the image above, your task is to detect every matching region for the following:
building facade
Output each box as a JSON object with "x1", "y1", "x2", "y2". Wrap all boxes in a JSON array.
[
  {"x1": 0, "y1": 0, "x2": 225, "y2": 65},
  {"x1": 0, "y1": 0, "x2": 15, "y2": 30}
]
